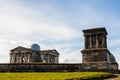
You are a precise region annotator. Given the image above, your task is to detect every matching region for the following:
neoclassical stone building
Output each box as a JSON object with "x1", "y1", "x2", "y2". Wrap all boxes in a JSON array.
[
  {"x1": 81, "y1": 27, "x2": 118, "y2": 70},
  {"x1": 10, "y1": 44, "x2": 59, "y2": 63}
]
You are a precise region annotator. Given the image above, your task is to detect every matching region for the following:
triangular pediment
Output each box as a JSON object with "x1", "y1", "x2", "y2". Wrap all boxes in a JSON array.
[
  {"x1": 10, "y1": 46, "x2": 31, "y2": 52},
  {"x1": 40, "y1": 49, "x2": 59, "y2": 55}
]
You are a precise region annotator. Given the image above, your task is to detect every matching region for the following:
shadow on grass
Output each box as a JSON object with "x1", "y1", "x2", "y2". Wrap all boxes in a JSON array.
[
  {"x1": 103, "y1": 74, "x2": 118, "y2": 80},
  {"x1": 66, "y1": 74, "x2": 118, "y2": 80}
]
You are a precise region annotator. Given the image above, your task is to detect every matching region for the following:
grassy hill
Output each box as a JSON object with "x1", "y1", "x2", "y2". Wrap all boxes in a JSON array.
[{"x1": 0, "y1": 72, "x2": 112, "y2": 80}]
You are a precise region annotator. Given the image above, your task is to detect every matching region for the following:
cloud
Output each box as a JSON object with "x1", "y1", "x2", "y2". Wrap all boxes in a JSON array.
[
  {"x1": 0, "y1": 0, "x2": 80, "y2": 41},
  {"x1": 0, "y1": 0, "x2": 82, "y2": 63}
]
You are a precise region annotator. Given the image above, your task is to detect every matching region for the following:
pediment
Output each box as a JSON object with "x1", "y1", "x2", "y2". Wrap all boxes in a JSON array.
[
  {"x1": 40, "y1": 49, "x2": 59, "y2": 55},
  {"x1": 10, "y1": 46, "x2": 31, "y2": 52}
]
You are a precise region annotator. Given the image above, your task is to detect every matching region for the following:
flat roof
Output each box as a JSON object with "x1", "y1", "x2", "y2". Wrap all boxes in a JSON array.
[{"x1": 82, "y1": 27, "x2": 107, "y2": 35}]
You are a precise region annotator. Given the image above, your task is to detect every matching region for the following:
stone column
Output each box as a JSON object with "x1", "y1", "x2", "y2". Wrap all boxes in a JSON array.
[
  {"x1": 14, "y1": 53, "x2": 16, "y2": 63},
  {"x1": 10, "y1": 53, "x2": 12, "y2": 63},
  {"x1": 25, "y1": 52, "x2": 28, "y2": 63},
  {"x1": 50, "y1": 55, "x2": 52, "y2": 63},
  {"x1": 26, "y1": 53, "x2": 28, "y2": 63},
  {"x1": 102, "y1": 35, "x2": 105, "y2": 48},
  {"x1": 96, "y1": 35, "x2": 99, "y2": 48},
  {"x1": 23, "y1": 53, "x2": 25, "y2": 63},
  {"x1": 20, "y1": 53, "x2": 23, "y2": 63},
  {"x1": 19, "y1": 53, "x2": 20, "y2": 63},
  {"x1": 53, "y1": 55, "x2": 55, "y2": 63},
  {"x1": 12, "y1": 54, "x2": 14, "y2": 63},
  {"x1": 25, "y1": 53, "x2": 28, "y2": 63},
  {"x1": 27, "y1": 53, "x2": 30, "y2": 63},
  {"x1": 56, "y1": 56, "x2": 58, "y2": 63},
  {"x1": 41, "y1": 54, "x2": 44, "y2": 62},
  {"x1": 105, "y1": 36, "x2": 107, "y2": 48},
  {"x1": 28, "y1": 53, "x2": 32, "y2": 63},
  {"x1": 11, "y1": 54, "x2": 13, "y2": 63},
  {"x1": 55, "y1": 56, "x2": 57, "y2": 63},
  {"x1": 48, "y1": 54, "x2": 50, "y2": 63},
  {"x1": 15, "y1": 54, "x2": 17, "y2": 63},
  {"x1": 11, "y1": 54, "x2": 14, "y2": 63},
  {"x1": 19, "y1": 53, "x2": 21, "y2": 63},
  {"x1": 18, "y1": 54, "x2": 20, "y2": 63},
  {"x1": 17, "y1": 54, "x2": 19, "y2": 63},
  {"x1": 49, "y1": 55, "x2": 51, "y2": 63},
  {"x1": 21, "y1": 53, "x2": 23, "y2": 63},
  {"x1": 14, "y1": 54, "x2": 16, "y2": 63},
  {"x1": 90, "y1": 35, "x2": 92, "y2": 48},
  {"x1": 84, "y1": 36, "x2": 86, "y2": 49}
]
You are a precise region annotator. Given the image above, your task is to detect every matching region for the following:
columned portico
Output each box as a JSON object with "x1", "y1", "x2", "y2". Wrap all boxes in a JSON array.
[
  {"x1": 10, "y1": 46, "x2": 59, "y2": 64},
  {"x1": 10, "y1": 52, "x2": 30, "y2": 63},
  {"x1": 84, "y1": 34, "x2": 107, "y2": 49}
]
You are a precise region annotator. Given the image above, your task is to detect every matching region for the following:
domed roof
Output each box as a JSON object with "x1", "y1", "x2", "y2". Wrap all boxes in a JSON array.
[
  {"x1": 31, "y1": 44, "x2": 40, "y2": 51},
  {"x1": 110, "y1": 53, "x2": 116, "y2": 63}
]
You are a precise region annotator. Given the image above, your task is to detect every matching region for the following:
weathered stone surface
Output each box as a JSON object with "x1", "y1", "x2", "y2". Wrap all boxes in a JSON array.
[{"x1": 0, "y1": 63, "x2": 118, "y2": 73}]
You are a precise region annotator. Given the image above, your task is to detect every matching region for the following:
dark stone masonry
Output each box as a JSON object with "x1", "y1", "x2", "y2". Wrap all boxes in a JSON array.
[{"x1": 0, "y1": 27, "x2": 119, "y2": 73}]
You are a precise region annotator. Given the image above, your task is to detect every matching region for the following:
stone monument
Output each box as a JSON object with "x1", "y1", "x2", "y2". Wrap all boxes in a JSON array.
[{"x1": 81, "y1": 27, "x2": 118, "y2": 70}]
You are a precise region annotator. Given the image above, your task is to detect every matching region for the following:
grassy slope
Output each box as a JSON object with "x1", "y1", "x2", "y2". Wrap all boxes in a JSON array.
[{"x1": 0, "y1": 72, "x2": 112, "y2": 80}]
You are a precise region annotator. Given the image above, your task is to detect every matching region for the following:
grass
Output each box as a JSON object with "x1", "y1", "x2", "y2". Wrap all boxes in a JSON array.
[{"x1": 0, "y1": 72, "x2": 112, "y2": 80}]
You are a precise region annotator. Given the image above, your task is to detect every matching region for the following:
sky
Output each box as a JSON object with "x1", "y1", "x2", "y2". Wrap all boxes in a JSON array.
[{"x1": 0, "y1": 0, "x2": 120, "y2": 68}]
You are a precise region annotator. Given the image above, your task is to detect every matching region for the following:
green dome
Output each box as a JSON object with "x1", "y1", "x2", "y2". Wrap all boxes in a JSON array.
[{"x1": 110, "y1": 53, "x2": 116, "y2": 63}]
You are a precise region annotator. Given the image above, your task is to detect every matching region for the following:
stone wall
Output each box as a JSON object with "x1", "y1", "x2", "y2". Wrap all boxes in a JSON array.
[
  {"x1": 0, "y1": 63, "x2": 118, "y2": 73},
  {"x1": 82, "y1": 50, "x2": 108, "y2": 63}
]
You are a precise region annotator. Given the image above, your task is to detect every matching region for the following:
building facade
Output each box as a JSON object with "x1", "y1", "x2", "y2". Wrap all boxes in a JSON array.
[
  {"x1": 10, "y1": 45, "x2": 59, "y2": 63},
  {"x1": 81, "y1": 27, "x2": 118, "y2": 70}
]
